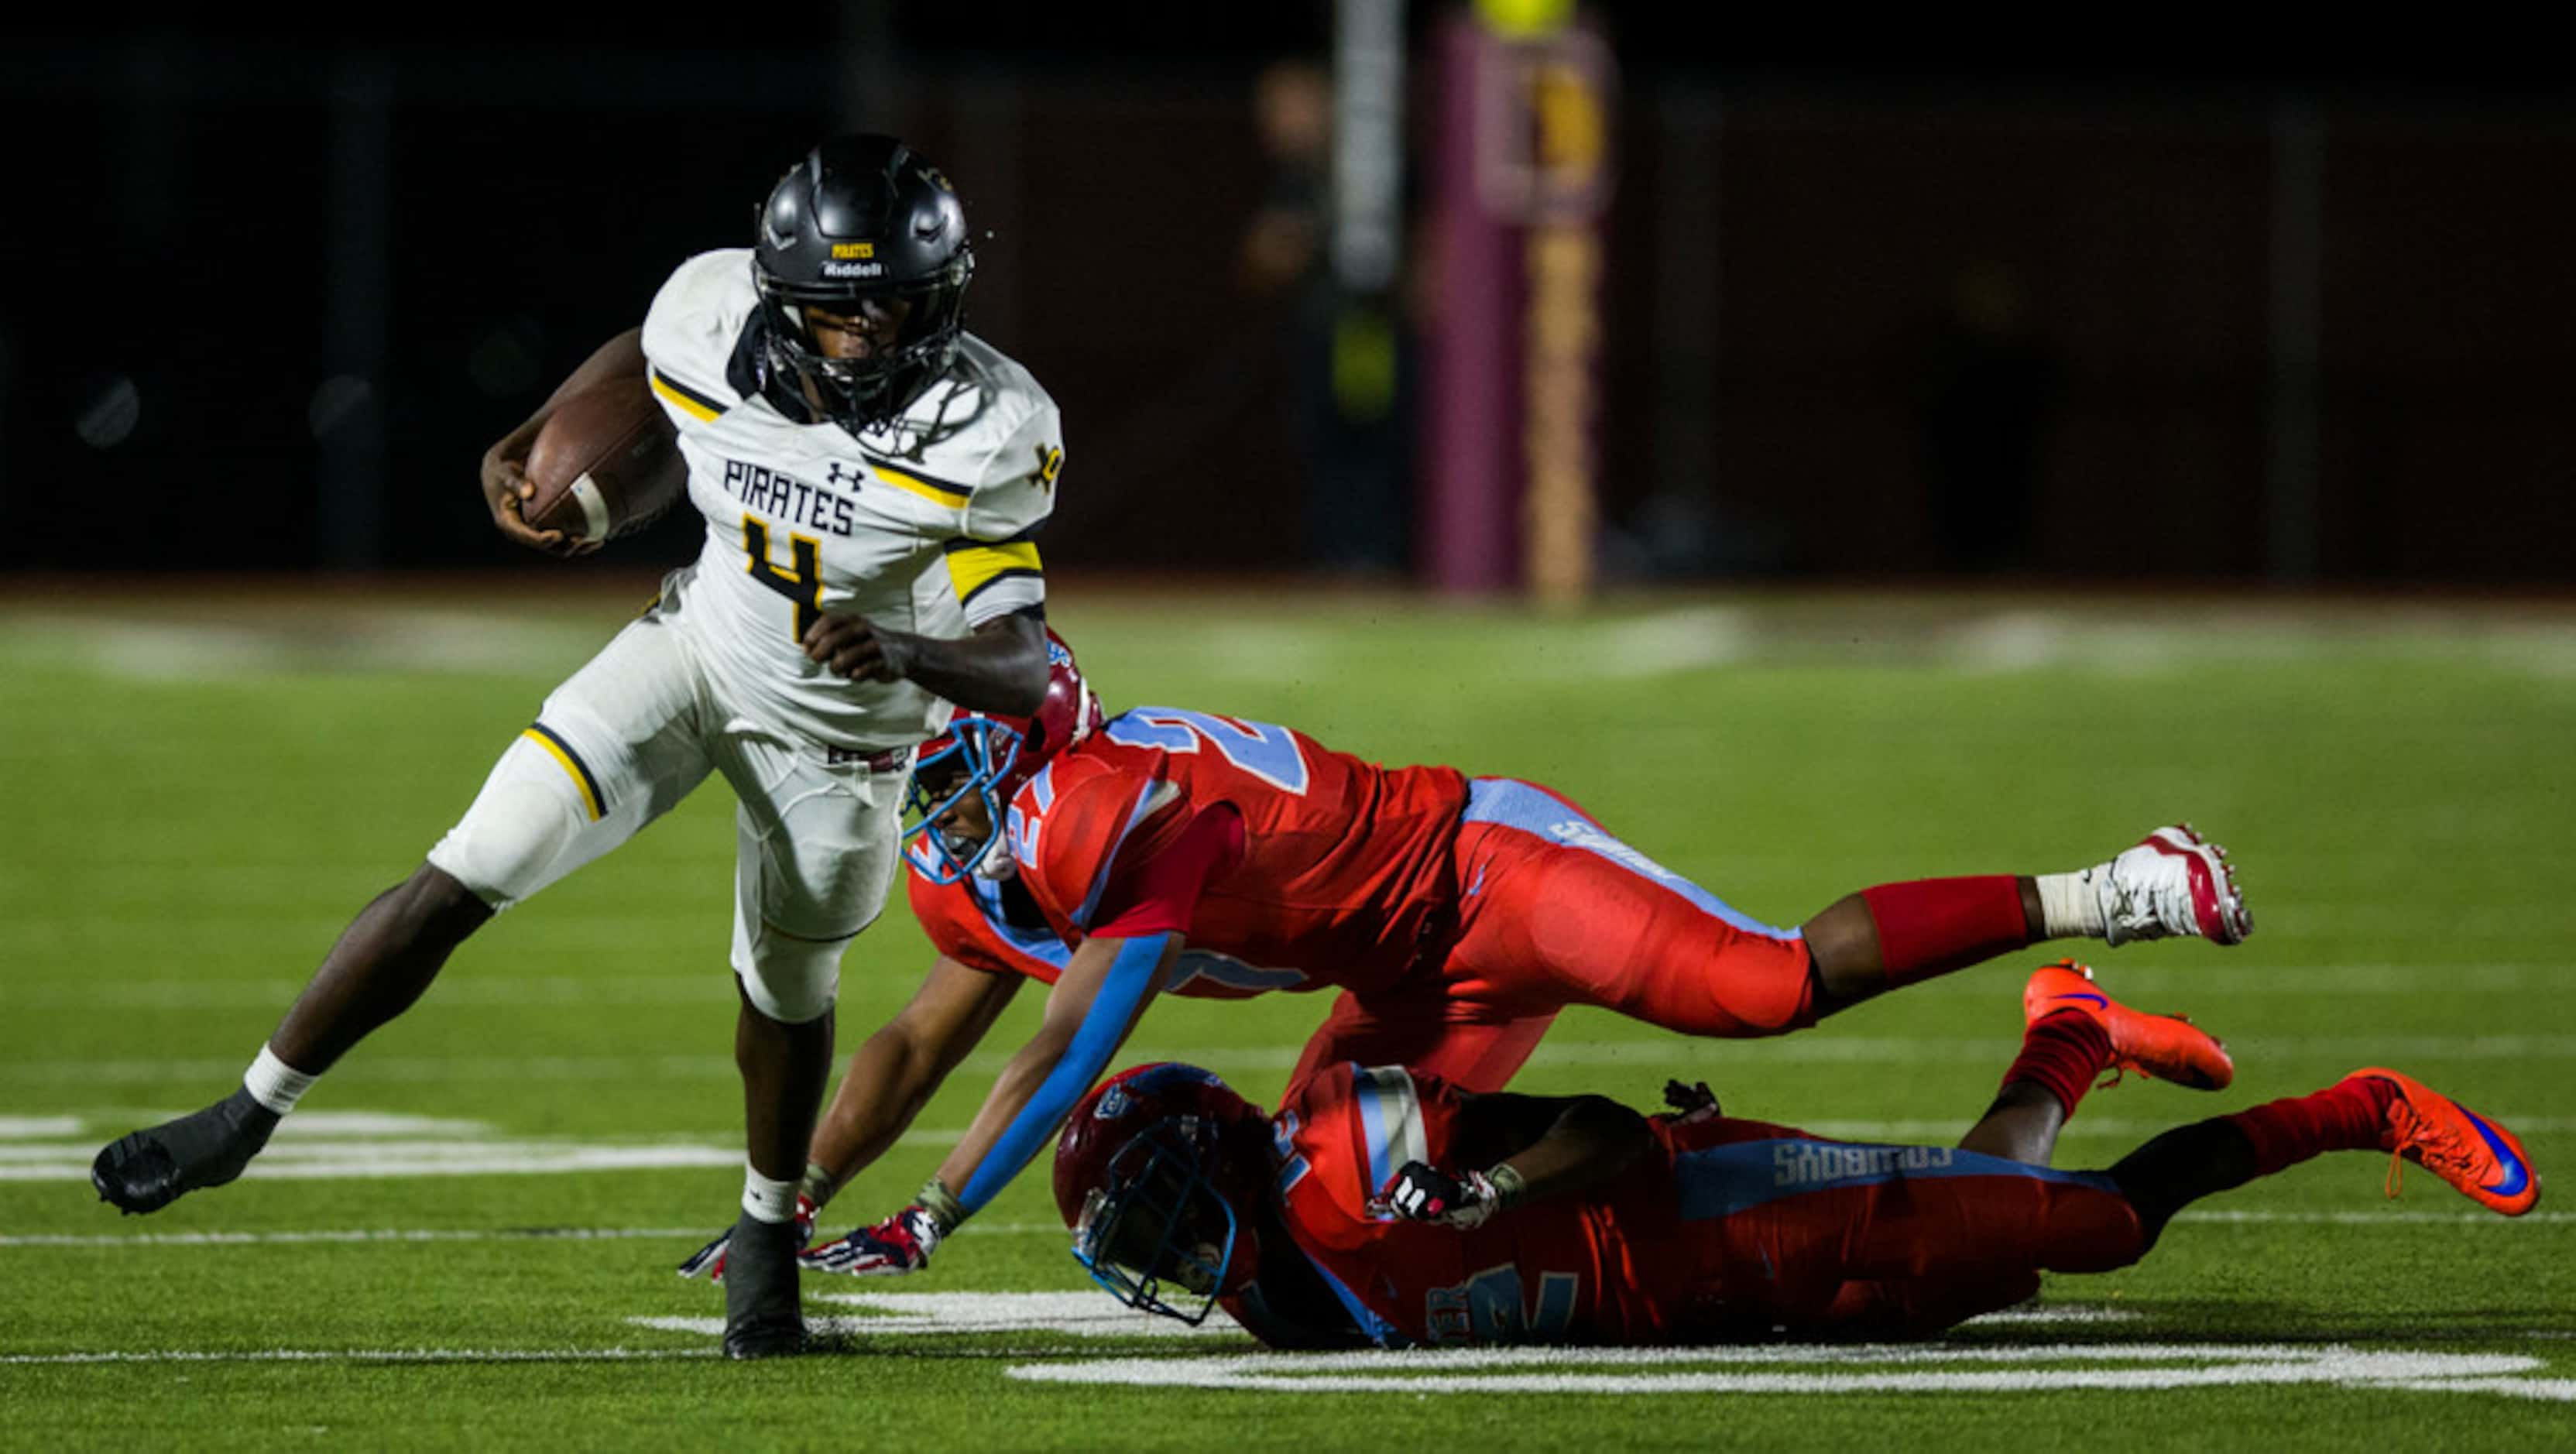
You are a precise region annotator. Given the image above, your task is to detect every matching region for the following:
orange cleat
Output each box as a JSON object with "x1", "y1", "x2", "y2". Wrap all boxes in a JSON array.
[
  {"x1": 2344, "y1": 1068, "x2": 2540, "y2": 1217},
  {"x1": 2022, "y1": 960, "x2": 2235, "y2": 1091}
]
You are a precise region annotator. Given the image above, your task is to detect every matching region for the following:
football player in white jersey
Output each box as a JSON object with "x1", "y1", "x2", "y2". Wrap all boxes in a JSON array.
[{"x1": 89, "y1": 135, "x2": 1062, "y2": 1360}]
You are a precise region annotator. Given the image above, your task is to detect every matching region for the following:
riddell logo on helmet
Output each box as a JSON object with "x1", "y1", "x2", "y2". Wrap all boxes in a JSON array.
[
  {"x1": 824, "y1": 259, "x2": 887, "y2": 279},
  {"x1": 831, "y1": 242, "x2": 877, "y2": 259}
]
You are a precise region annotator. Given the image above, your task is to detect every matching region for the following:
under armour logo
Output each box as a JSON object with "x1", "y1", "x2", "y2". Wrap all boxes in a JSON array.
[{"x1": 825, "y1": 461, "x2": 866, "y2": 491}]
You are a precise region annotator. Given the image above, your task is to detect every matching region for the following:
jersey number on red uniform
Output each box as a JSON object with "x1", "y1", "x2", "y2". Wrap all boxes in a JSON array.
[
  {"x1": 1103, "y1": 708, "x2": 1311, "y2": 794},
  {"x1": 1424, "y1": 1264, "x2": 1580, "y2": 1346}
]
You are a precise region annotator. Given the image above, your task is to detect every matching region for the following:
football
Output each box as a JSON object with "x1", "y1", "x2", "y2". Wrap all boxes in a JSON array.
[{"x1": 520, "y1": 374, "x2": 688, "y2": 542}]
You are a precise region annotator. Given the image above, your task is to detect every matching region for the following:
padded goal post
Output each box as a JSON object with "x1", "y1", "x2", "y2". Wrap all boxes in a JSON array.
[{"x1": 1422, "y1": 3, "x2": 1616, "y2": 602}]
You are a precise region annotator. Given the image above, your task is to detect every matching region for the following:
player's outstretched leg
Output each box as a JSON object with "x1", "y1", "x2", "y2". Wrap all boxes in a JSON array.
[
  {"x1": 1950, "y1": 962, "x2": 2228, "y2": 1163},
  {"x1": 1812, "y1": 1003, "x2": 2169, "y2": 1337},
  {"x1": 89, "y1": 862, "x2": 493, "y2": 1215},
  {"x1": 1800, "y1": 825, "x2": 2252, "y2": 1016},
  {"x1": 2108, "y1": 1068, "x2": 2539, "y2": 1243},
  {"x1": 1953, "y1": 999, "x2": 2115, "y2": 1164}
]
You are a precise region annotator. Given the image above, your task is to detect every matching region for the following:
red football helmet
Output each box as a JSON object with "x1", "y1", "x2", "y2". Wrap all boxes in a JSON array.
[
  {"x1": 1053, "y1": 1062, "x2": 1270, "y2": 1324},
  {"x1": 905, "y1": 627, "x2": 1104, "y2": 883}
]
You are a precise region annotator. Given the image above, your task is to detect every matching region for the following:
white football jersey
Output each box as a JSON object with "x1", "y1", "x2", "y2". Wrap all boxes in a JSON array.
[{"x1": 636, "y1": 248, "x2": 1062, "y2": 751}]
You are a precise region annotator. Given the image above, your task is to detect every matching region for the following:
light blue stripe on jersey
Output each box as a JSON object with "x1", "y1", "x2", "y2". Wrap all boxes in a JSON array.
[
  {"x1": 1070, "y1": 780, "x2": 1172, "y2": 931},
  {"x1": 1461, "y1": 777, "x2": 1802, "y2": 942},
  {"x1": 1350, "y1": 1065, "x2": 1426, "y2": 1205},
  {"x1": 1290, "y1": 1240, "x2": 1410, "y2": 1349},
  {"x1": 966, "y1": 875, "x2": 1071, "y2": 970},
  {"x1": 1356, "y1": 1073, "x2": 1394, "y2": 1196},
  {"x1": 1672, "y1": 1138, "x2": 2122, "y2": 1223},
  {"x1": 954, "y1": 931, "x2": 1171, "y2": 1216}
]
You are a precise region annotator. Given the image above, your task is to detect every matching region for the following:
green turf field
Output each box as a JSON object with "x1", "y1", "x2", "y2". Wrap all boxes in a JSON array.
[{"x1": 3, "y1": 582, "x2": 2571, "y2": 1449}]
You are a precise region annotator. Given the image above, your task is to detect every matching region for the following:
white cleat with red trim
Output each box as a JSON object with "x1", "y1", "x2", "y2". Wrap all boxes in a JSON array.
[{"x1": 2092, "y1": 824, "x2": 2252, "y2": 947}]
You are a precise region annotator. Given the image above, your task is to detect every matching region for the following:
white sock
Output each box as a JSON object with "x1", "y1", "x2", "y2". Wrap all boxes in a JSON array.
[
  {"x1": 242, "y1": 1045, "x2": 317, "y2": 1115},
  {"x1": 743, "y1": 1165, "x2": 799, "y2": 1224},
  {"x1": 2034, "y1": 869, "x2": 2109, "y2": 939}
]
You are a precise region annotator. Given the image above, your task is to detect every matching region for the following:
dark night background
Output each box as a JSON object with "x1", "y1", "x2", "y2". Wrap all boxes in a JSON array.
[{"x1": 3, "y1": 9, "x2": 2570, "y2": 586}]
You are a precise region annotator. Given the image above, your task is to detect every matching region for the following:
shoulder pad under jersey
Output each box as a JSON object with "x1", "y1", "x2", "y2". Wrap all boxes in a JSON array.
[
  {"x1": 856, "y1": 335, "x2": 1062, "y2": 533},
  {"x1": 1006, "y1": 750, "x2": 1189, "y2": 939},
  {"x1": 640, "y1": 248, "x2": 756, "y2": 428},
  {"x1": 1278, "y1": 1064, "x2": 1461, "y2": 1239}
]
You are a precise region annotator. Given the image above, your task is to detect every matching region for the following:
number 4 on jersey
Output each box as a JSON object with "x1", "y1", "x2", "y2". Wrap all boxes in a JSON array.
[{"x1": 743, "y1": 514, "x2": 822, "y2": 642}]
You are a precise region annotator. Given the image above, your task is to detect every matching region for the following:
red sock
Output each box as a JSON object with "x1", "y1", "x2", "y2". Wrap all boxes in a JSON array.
[
  {"x1": 2001, "y1": 1009, "x2": 2115, "y2": 1117},
  {"x1": 1859, "y1": 877, "x2": 2033, "y2": 989},
  {"x1": 2225, "y1": 1077, "x2": 2399, "y2": 1176}
]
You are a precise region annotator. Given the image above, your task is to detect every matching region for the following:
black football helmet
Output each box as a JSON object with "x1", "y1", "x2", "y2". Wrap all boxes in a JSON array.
[{"x1": 751, "y1": 134, "x2": 975, "y2": 435}]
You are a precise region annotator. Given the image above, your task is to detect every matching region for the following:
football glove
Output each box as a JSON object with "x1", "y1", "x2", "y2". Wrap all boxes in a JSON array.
[
  {"x1": 1662, "y1": 1079, "x2": 1723, "y2": 1123},
  {"x1": 1377, "y1": 1161, "x2": 1505, "y2": 1229},
  {"x1": 677, "y1": 1193, "x2": 817, "y2": 1282},
  {"x1": 802, "y1": 1203, "x2": 945, "y2": 1277}
]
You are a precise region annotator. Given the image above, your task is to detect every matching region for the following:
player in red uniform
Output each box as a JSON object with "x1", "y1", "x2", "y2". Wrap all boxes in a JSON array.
[
  {"x1": 1052, "y1": 965, "x2": 2540, "y2": 1346},
  {"x1": 689, "y1": 636, "x2": 2255, "y2": 1283}
]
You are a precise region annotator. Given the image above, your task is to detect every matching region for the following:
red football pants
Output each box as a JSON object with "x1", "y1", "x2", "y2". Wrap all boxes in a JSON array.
[
  {"x1": 1654, "y1": 1122, "x2": 2149, "y2": 1342},
  {"x1": 1283, "y1": 779, "x2": 1813, "y2": 1100},
  {"x1": 1442, "y1": 778, "x2": 1817, "y2": 1037},
  {"x1": 1283, "y1": 990, "x2": 1559, "y2": 1100}
]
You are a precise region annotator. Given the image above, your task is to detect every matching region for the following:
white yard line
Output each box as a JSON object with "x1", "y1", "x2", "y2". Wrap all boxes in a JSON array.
[
  {"x1": 999, "y1": 1343, "x2": 2574, "y2": 1399},
  {"x1": 15, "y1": 1033, "x2": 2576, "y2": 1086},
  {"x1": 0, "y1": 977, "x2": 729, "y2": 1010},
  {"x1": 0, "y1": 1130, "x2": 967, "y2": 1184}
]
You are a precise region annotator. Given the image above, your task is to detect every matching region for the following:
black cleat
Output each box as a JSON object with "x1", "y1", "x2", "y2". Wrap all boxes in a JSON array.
[
  {"x1": 91, "y1": 1088, "x2": 280, "y2": 1216},
  {"x1": 721, "y1": 1211, "x2": 808, "y2": 1360}
]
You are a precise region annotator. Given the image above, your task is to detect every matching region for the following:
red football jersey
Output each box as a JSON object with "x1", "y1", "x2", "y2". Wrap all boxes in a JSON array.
[
  {"x1": 904, "y1": 859, "x2": 1318, "y2": 1000},
  {"x1": 1267, "y1": 1065, "x2": 2141, "y2": 1346},
  {"x1": 1000, "y1": 707, "x2": 1472, "y2": 994},
  {"x1": 1267, "y1": 1063, "x2": 1801, "y2": 1346}
]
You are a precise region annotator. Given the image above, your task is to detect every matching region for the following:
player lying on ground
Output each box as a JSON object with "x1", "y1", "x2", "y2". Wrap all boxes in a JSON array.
[
  {"x1": 1052, "y1": 962, "x2": 2540, "y2": 1346},
  {"x1": 680, "y1": 632, "x2": 2252, "y2": 1287},
  {"x1": 88, "y1": 134, "x2": 1065, "y2": 1360}
]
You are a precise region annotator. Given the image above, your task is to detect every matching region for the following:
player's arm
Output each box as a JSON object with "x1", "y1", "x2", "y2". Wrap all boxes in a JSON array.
[
  {"x1": 801, "y1": 929, "x2": 1181, "y2": 1276},
  {"x1": 802, "y1": 606, "x2": 1048, "y2": 715},
  {"x1": 803, "y1": 789, "x2": 1237, "y2": 1275},
  {"x1": 1378, "y1": 1091, "x2": 1652, "y2": 1229},
  {"x1": 924, "y1": 798, "x2": 1242, "y2": 1210},
  {"x1": 938, "y1": 928, "x2": 1182, "y2": 1212},
  {"x1": 478, "y1": 327, "x2": 644, "y2": 557},
  {"x1": 802, "y1": 954, "x2": 1025, "y2": 1209}
]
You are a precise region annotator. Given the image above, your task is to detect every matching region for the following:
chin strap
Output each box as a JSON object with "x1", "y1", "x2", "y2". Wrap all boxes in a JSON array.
[{"x1": 971, "y1": 834, "x2": 1017, "y2": 881}]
